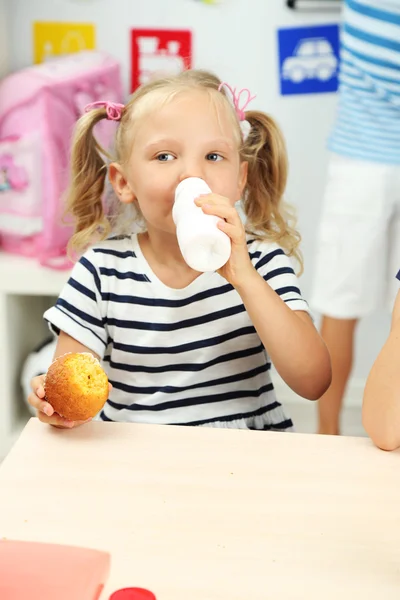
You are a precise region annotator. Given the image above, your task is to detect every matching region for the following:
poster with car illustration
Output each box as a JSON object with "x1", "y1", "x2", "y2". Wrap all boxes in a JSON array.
[{"x1": 277, "y1": 23, "x2": 339, "y2": 95}]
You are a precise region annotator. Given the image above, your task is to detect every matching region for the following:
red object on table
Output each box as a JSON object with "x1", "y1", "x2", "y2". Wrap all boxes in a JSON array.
[{"x1": 110, "y1": 589, "x2": 156, "y2": 600}]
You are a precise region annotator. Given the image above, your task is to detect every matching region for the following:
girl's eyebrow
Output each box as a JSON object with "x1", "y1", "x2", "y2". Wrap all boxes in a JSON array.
[
  {"x1": 206, "y1": 138, "x2": 236, "y2": 150},
  {"x1": 144, "y1": 138, "x2": 177, "y2": 151},
  {"x1": 144, "y1": 137, "x2": 236, "y2": 152}
]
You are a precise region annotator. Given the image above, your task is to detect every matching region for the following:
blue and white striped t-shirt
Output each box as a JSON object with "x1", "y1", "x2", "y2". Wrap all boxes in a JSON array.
[
  {"x1": 329, "y1": 0, "x2": 400, "y2": 164},
  {"x1": 43, "y1": 234, "x2": 309, "y2": 431}
]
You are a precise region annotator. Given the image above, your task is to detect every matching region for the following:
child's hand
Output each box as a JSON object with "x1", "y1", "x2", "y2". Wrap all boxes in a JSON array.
[
  {"x1": 28, "y1": 374, "x2": 92, "y2": 429},
  {"x1": 195, "y1": 193, "x2": 255, "y2": 287}
]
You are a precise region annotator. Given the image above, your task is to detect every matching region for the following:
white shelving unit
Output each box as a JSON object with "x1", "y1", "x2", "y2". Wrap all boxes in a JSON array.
[{"x1": 0, "y1": 252, "x2": 71, "y2": 458}]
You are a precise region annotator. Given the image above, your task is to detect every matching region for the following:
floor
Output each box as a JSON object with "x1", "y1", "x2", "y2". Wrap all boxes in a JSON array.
[
  {"x1": 288, "y1": 401, "x2": 366, "y2": 437},
  {"x1": 272, "y1": 370, "x2": 367, "y2": 438}
]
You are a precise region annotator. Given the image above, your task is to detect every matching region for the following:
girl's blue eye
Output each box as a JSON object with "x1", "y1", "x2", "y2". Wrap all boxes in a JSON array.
[
  {"x1": 157, "y1": 153, "x2": 175, "y2": 162},
  {"x1": 207, "y1": 153, "x2": 223, "y2": 162}
]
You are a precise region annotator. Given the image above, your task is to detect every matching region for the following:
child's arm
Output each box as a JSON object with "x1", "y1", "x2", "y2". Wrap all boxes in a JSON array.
[
  {"x1": 236, "y1": 271, "x2": 332, "y2": 400},
  {"x1": 53, "y1": 330, "x2": 100, "y2": 359},
  {"x1": 362, "y1": 291, "x2": 400, "y2": 451},
  {"x1": 196, "y1": 194, "x2": 331, "y2": 400}
]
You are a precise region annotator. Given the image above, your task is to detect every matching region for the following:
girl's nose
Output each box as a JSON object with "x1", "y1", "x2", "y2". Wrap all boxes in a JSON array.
[{"x1": 178, "y1": 164, "x2": 205, "y2": 184}]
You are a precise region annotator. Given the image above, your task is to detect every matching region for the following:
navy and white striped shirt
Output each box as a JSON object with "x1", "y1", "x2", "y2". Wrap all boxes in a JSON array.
[
  {"x1": 329, "y1": 0, "x2": 400, "y2": 164},
  {"x1": 44, "y1": 234, "x2": 309, "y2": 431}
]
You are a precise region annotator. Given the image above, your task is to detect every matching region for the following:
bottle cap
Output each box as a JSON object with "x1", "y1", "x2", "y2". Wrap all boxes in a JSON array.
[{"x1": 109, "y1": 588, "x2": 156, "y2": 600}]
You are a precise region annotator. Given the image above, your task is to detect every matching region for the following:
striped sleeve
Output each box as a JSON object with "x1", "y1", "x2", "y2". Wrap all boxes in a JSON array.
[
  {"x1": 43, "y1": 249, "x2": 108, "y2": 358},
  {"x1": 328, "y1": 0, "x2": 400, "y2": 164},
  {"x1": 250, "y1": 240, "x2": 310, "y2": 313}
]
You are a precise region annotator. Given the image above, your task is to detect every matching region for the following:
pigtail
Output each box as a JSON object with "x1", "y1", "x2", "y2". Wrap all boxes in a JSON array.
[
  {"x1": 65, "y1": 108, "x2": 112, "y2": 257},
  {"x1": 242, "y1": 111, "x2": 303, "y2": 273}
]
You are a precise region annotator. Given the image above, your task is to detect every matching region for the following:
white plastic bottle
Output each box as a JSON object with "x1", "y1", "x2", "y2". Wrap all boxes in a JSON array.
[{"x1": 172, "y1": 177, "x2": 231, "y2": 272}]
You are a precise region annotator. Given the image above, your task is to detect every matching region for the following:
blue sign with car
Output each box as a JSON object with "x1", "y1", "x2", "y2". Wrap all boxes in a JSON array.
[{"x1": 277, "y1": 24, "x2": 340, "y2": 96}]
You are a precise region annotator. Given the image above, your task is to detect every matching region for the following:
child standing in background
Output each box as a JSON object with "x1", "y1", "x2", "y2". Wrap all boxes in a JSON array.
[
  {"x1": 311, "y1": 0, "x2": 400, "y2": 435},
  {"x1": 29, "y1": 69, "x2": 331, "y2": 430}
]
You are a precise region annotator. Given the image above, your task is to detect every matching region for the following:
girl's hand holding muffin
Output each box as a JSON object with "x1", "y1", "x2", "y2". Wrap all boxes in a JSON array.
[{"x1": 28, "y1": 353, "x2": 111, "y2": 429}]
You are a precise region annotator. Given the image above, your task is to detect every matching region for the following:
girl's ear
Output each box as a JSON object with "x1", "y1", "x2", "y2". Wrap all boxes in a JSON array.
[
  {"x1": 237, "y1": 161, "x2": 248, "y2": 201},
  {"x1": 109, "y1": 163, "x2": 135, "y2": 204}
]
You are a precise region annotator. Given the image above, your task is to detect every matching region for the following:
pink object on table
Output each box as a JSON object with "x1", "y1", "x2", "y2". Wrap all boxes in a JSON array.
[{"x1": 0, "y1": 539, "x2": 110, "y2": 600}]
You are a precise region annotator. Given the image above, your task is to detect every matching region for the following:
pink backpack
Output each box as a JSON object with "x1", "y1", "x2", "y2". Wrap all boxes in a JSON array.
[{"x1": 0, "y1": 51, "x2": 123, "y2": 268}]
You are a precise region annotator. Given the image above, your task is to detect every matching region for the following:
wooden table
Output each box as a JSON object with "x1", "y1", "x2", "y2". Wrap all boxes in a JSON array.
[{"x1": 0, "y1": 418, "x2": 399, "y2": 599}]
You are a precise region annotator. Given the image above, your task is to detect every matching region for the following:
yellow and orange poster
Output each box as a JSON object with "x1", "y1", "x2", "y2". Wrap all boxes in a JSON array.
[{"x1": 33, "y1": 22, "x2": 96, "y2": 64}]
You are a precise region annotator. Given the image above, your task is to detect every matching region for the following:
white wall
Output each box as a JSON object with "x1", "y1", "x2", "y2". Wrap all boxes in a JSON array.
[
  {"x1": 0, "y1": 0, "x2": 8, "y2": 78},
  {"x1": 6, "y1": 0, "x2": 390, "y2": 392}
]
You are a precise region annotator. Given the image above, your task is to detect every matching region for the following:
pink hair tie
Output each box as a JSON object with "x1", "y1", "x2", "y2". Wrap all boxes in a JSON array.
[
  {"x1": 84, "y1": 101, "x2": 125, "y2": 121},
  {"x1": 218, "y1": 82, "x2": 256, "y2": 121},
  {"x1": 218, "y1": 82, "x2": 256, "y2": 141}
]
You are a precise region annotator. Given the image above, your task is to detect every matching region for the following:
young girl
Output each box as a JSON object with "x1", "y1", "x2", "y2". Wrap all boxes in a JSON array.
[{"x1": 29, "y1": 69, "x2": 331, "y2": 430}]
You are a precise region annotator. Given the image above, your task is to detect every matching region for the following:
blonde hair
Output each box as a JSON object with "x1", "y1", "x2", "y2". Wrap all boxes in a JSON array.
[{"x1": 65, "y1": 69, "x2": 302, "y2": 271}]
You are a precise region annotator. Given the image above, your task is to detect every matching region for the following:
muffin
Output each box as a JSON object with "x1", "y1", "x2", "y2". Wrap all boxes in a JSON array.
[{"x1": 44, "y1": 352, "x2": 109, "y2": 421}]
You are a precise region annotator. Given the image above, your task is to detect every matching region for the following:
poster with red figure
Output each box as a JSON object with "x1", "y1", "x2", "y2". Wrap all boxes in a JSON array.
[{"x1": 130, "y1": 29, "x2": 192, "y2": 92}]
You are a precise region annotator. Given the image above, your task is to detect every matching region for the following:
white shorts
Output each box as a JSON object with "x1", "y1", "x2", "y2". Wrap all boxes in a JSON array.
[{"x1": 310, "y1": 154, "x2": 400, "y2": 319}]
